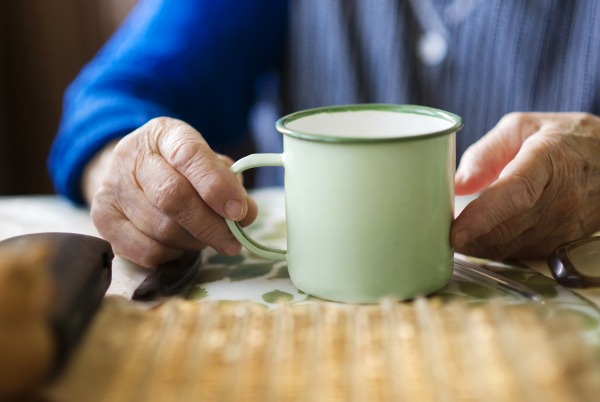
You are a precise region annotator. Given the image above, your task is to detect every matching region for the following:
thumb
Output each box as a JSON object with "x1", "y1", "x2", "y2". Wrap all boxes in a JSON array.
[{"x1": 455, "y1": 113, "x2": 540, "y2": 195}]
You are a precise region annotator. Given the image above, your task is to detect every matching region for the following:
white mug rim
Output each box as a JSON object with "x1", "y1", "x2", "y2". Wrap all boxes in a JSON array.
[{"x1": 276, "y1": 103, "x2": 463, "y2": 143}]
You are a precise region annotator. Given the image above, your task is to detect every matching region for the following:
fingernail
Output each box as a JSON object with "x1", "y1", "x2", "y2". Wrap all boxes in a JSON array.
[
  {"x1": 454, "y1": 229, "x2": 472, "y2": 248},
  {"x1": 224, "y1": 199, "x2": 244, "y2": 220},
  {"x1": 222, "y1": 238, "x2": 242, "y2": 256}
]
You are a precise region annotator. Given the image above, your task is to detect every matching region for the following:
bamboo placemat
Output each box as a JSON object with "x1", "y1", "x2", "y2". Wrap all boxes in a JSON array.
[{"x1": 45, "y1": 297, "x2": 600, "y2": 402}]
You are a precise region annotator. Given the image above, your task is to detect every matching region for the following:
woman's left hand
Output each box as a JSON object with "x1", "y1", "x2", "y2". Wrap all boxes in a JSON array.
[{"x1": 451, "y1": 112, "x2": 600, "y2": 260}]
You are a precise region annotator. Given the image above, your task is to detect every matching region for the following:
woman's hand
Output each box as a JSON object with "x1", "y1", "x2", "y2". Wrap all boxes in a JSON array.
[
  {"x1": 451, "y1": 112, "x2": 600, "y2": 260},
  {"x1": 85, "y1": 117, "x2": 257, "y2": 268}
]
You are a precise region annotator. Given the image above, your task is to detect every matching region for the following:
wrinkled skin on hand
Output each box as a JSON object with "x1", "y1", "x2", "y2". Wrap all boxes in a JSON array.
[
  {"x1": 91, "y1": 117, "x2": 258, "y2": 268},
  {"x1": 451, "y1": 112, "x2": 600, "y2": 260}
]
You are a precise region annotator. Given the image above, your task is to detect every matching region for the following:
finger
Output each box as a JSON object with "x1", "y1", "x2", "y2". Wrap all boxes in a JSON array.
[
  {"x1": 455, "y1": 236, "x2": 526, "y2": 261},
  {"x1": 471, "y1": 208, "x2": 539, "y2": 247},
  {"x1": 91, "y1": 201, "x2": 185, "y2": 268},
  {"x1": 216, "y1": 153, "x2": 244, "y2": 185},
  {"x1": 451, "y1": 136, "x2": 551, "y2": 248},
  {"x1": 117, "y1": 186, "x2": 206, "y2": 250},
  {"x1": 456, "y1": 113, "x2": 541, "y2": 195},
  {"x1": 151, "y1": 118, "x2": 248, "y2": 221},
  {"x1": 134, "y1": 152, "x2": 243, "y2": 256},
  {"x1": 456, "y1": 224, "x2": 554, "y2": 260},
  {"x1": 240, "y1": 195, "x2": 258, "y2": 227},
  {"x1": 455, "y1": 223, "x2": 539, "y2": 260}
]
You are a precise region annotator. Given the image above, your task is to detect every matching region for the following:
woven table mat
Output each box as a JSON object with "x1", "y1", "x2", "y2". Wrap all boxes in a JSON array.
[{"x1": 45, "y1": 297, "x2": 600, "y2": 402}]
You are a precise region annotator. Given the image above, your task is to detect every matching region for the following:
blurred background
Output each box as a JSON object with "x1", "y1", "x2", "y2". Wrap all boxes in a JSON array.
[{"x1": 0, "y1": 0, "x2": 137, "y2": 196}]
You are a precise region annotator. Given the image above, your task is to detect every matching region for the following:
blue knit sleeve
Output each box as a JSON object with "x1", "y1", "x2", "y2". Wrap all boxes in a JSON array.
[{"x1": 48, "y1": 0, "x2": 287, "y2": 204}]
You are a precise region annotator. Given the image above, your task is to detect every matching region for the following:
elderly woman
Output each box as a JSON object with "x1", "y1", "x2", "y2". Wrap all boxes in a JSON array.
[{"x1": 49, "y1": 0, "x2": 600, "y2": 267}]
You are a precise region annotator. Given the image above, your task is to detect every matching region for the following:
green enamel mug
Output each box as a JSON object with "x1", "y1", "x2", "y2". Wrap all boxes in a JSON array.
[{"x1": 225, "y1": 104, "x2": 463, "y2": 303}]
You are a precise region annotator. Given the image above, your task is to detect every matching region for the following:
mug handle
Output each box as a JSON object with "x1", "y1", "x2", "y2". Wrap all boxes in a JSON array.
[{"x1": 225, "y1": 153, "x2": 287, "y2": 261}]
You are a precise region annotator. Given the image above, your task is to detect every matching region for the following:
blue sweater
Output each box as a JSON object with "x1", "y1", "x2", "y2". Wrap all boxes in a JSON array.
[
  {"x1": 49, "y1": 0, "x2": 600, "y2": 204},
  {"x1": 48, "y1": 0, "x2": 287, "y2": 203}
]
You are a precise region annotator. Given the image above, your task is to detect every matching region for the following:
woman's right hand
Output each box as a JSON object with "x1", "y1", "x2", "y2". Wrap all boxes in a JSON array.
[{"x1": 86, "y1": 117, "x2": 258, "y2": 268}]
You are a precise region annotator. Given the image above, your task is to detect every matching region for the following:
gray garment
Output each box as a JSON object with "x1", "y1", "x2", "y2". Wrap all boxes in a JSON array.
[{"x1": 279, "y1": 0, "x2": 600, "y2": 161}]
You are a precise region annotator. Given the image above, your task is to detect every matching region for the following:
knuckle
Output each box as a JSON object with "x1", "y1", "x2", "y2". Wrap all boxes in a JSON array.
[
  {"x1": 147, "y1": 116, "x2": 176, "y2": 131},
  {"x1": 199, "y1": 171, "x2": 230, "y2": 198},
  {"x1": 480, "y1": 222, "x2": 516, "y2": 246},
  {"x1": 146, "y1": 117, "x2": 187, "y2": 148},
  {"x1": 572, "y1": 112, "x2": 600, "y2": 134},
  {"x1": 536, "y1": 130, "x2": 564, "y2": 147},
  {"x1": 574, "y1": 112, "x2": 593, "y2": 123},
  {"x1": 168, "y1": 140, "x2": 203, "y2": 171},
  {"x1": 113, "y1": 136, "x2": 129, "y2": 151},
  {"x1": 150, "y1": 175, "x2": 187, "y2": 215},
  {"x1": 113, "y1": 135, "x2": 137, "y2": 159},
  {"x1": 501, "y1": 112, "x2": 526, "y2": 127},
  {"x1": 499, "y1": 112, "x2": 542, "y2": 138},
  {"x1": 509, "y1": 174, "x2": 538, "y2": 211},
  {"x1": 154, "y1": 217, "x2": 181, "y2": 244},
  {"x1": 472, "y1": 200, "x2": 511, "y2": 235}
]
